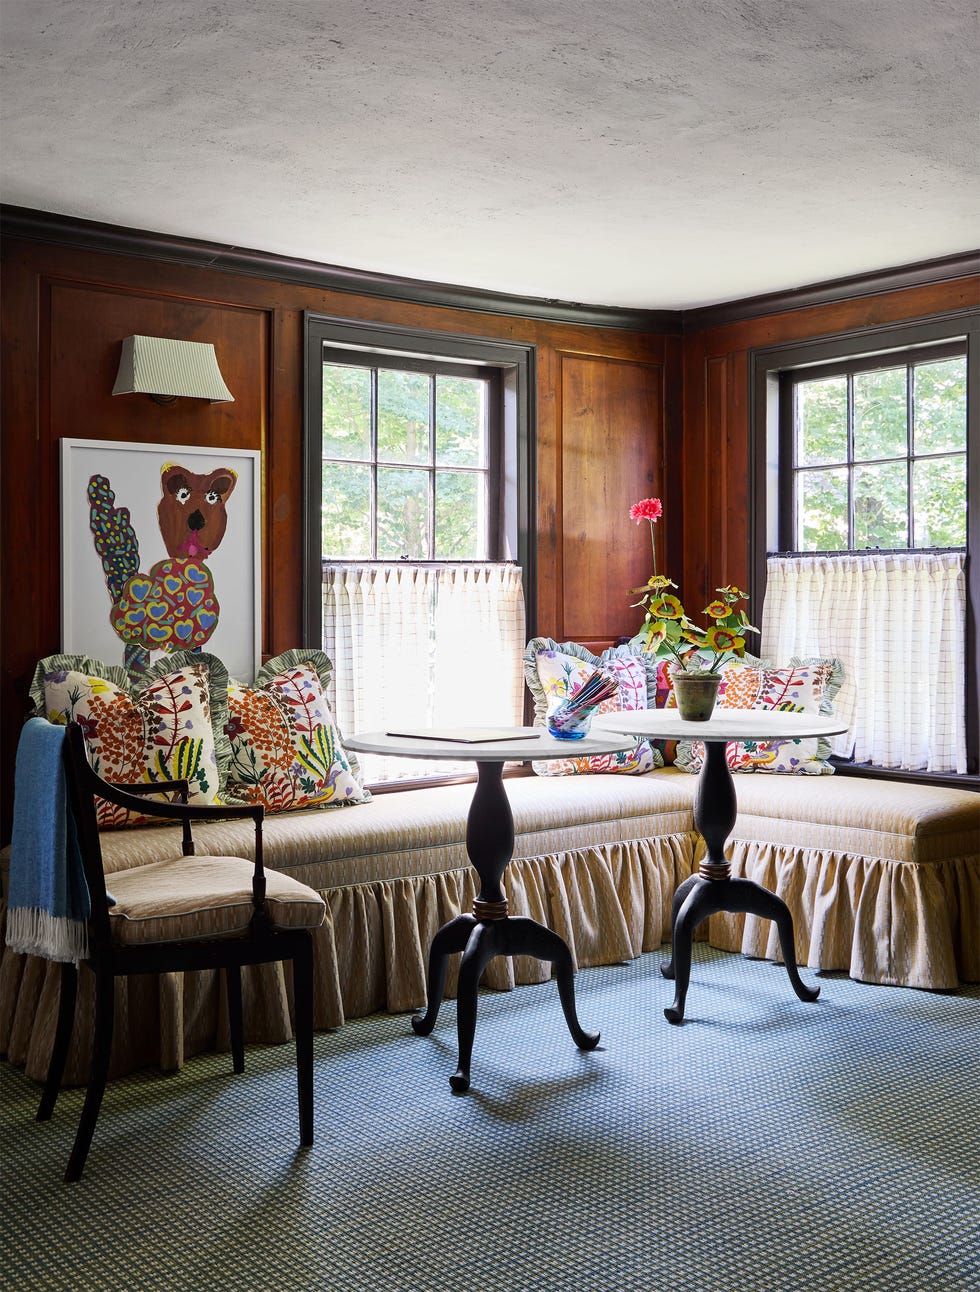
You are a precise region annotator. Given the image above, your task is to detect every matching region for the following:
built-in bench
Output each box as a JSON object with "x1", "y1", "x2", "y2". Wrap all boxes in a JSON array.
[{"x1": 1, "y1": 767, "x2": 976, "y2": 1085}]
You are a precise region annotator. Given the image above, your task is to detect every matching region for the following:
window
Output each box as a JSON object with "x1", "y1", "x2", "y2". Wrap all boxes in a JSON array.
[
  {"x1": 781, "y1": 346, "x2": 967, "y2": 553},
  {"x1": 751, "y1": 315, "x2": 979, "y2": 782},
  {"x1": 319, "y1": 356, "x2": 498, "y2": 561},
  {"x1": 303, "y1": 316, "x2": 535, "y2": 784}
]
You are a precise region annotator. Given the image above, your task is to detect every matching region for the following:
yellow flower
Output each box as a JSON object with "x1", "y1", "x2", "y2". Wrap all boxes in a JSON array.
[
  {"x1": 650, "y1": 594, "x2": 684, "y2": 620},
  {"x1": 47, "y1": 710, "x2": 67, "y2": 725},
  {"x1": 704, "y1": 600, "x2": 729, "y2": 619},
  {"x1": 703, "y1": 626, "x2": 744, "y2": 653},
  {"x1": 643, "y1": 620, "x2": 668, "y2": 648}
]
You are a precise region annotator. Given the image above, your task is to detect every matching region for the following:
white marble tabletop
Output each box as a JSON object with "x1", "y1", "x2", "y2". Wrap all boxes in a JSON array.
[
  {"x1": 593, "y1": 708, "x2": 849, "y2": 743},
  {"x1": 345, "y1": 725, "x2": 639, "y2": 762}
]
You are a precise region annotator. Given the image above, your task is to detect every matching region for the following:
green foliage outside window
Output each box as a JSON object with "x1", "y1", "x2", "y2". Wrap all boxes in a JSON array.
[
  {"x1": 794, "y1": 355, "x2": 966, "y2": 551},
  {"x1": 320, "y1": 362, "x2": 488, "y2": 559}
]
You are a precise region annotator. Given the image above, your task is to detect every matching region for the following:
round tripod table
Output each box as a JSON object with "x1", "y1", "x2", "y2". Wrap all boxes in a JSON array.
[
  {"x1": 344, "y1": 726, "x2": 638, "y2": 1091},
  {"x1": 594, "y1": 708, "x2": 848, "y2": 1023}
]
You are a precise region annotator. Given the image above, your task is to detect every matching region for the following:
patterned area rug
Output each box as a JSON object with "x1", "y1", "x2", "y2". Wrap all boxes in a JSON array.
[{"x1": 4, "y1": 947, "x2": 978, "y2": 1292}]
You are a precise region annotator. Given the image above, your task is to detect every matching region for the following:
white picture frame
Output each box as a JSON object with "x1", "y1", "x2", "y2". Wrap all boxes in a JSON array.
[{"x1": 60, "y1": 438, "x2": 261, "y2": 683}]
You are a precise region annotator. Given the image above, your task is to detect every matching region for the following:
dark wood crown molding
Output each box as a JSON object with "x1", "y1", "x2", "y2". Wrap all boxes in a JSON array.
[
  {"x1": 2, "y1": 205, "x2": 976, "y2": 334},
  {"x1": 683, "y1": 250, "x2": 980, "y2": 332},
  {"x1": 0, "y1": 205, "x2": 678, "y2": 334}
]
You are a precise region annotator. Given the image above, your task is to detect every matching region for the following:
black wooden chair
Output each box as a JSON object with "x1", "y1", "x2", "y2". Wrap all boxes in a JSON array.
[{"x1": 37, "y1": 721, "x2": 326, "y2": 1182}]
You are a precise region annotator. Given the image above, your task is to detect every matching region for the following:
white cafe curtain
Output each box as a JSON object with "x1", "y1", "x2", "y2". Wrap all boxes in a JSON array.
[
  {"x1": 761, "y1": 552, "x2": 967, "y2": 774},
  {"x1": 322, "y1": 563, "x2": 526, "y2": 781}
]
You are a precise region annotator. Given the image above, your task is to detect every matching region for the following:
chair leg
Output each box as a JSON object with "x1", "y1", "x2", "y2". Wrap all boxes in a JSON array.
[
  {"x1": 37, "y1": 961, "x2": 78, "y2": 1122},
  {"x1": 226, "y1": 965, "x2": 245, "y2": 1074},
  {"x1": 65, "y1": 967, "x2": 114, "y2": 1184},
  {"x1": 292, "y1": 935, "x2": 315, "y2": 1147}
]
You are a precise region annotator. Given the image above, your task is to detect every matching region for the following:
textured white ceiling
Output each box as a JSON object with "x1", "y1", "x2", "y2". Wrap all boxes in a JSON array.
[{"x1": 2, "y1": 0, "x2": 978, "y2": 310}]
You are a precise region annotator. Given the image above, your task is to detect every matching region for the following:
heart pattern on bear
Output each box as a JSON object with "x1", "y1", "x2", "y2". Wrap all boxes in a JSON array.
[{"x1": 110, "y1": 558, "x2": 220, "y2": 652}]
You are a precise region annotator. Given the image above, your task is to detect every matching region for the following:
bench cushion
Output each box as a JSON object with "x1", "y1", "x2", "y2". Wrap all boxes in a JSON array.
[
  {"x1": 93, "y1": 770, "x2": 699, "y2": 889},
  {"x1": 729, "y1": 774, "x2": 978, "y2": 865}
]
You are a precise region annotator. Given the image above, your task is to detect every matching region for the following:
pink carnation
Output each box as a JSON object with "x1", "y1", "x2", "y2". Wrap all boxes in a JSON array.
[{"x1": 629, "y1": 497, "x2": 663, "y2": 524}]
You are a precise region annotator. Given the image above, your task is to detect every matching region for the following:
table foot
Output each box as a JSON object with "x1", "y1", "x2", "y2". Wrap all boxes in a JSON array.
[
  {"x1": 417, "y1": 913, "x2": 599, "y2": 1091},
  {"x1": 504, "y1": 916, "x2": 600, "y2": 1052},
  {"x1": 664, "y1": 877, "x2": 819, "y2": 1024},
  {"x1": 660, "y1": 874, "x2": 701, "y2": 981},
  {"x1": 411, "y1": 915, "x2": 478, "y2": 1037}
]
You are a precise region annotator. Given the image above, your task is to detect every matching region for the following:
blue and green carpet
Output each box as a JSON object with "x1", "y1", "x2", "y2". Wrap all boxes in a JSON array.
[{"x1": 3, "y1": 947, "x2": 978, "y2": 1292}]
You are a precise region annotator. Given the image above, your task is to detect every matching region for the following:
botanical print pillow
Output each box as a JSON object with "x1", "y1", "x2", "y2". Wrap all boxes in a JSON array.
[
  {"x1": 523, "y1": 639, "x2": 663, "y2": 776},
  {"x1": 225, "y1": 649, "x2": 369, "y2": 812},
  {"x1": 30, "y1": 651, "x2": 230, "y2": 828},
  {"x1": 675, "y1": 657, "x2": 845, "y2": 775}
]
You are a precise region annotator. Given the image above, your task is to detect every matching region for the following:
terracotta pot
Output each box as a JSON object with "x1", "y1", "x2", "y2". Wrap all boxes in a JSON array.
[{"x1": 673, "y1": 672, "x2": 721, "y2": 721}]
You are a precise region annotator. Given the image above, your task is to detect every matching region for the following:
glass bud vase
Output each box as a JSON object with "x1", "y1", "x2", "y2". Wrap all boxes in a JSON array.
[
  {"x1": 673, "y1": 672, "x2": 721, "y2": 722},
  {"x1": 546, "y1": 696, "x2": 596, "y2": 740}
]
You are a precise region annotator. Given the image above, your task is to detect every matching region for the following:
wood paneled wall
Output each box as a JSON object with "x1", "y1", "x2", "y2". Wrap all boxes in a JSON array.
[
  {"x1": 679, "y1": 276, "x2": 980, "y2": 613},
  {"x1": 0, "y1": 233, "x2": 675, "y2": 837},
  {"x1": 2, "y1": 224, "x2": 973, "y2": 839}
]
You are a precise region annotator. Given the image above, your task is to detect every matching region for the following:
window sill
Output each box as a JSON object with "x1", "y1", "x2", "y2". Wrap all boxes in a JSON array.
[
  {"x1": 830, "y1": 759, "x2": 980, "y2": 792},
  {"x1": 365, "y1": 765, "x2": 535, "y2": 795}
]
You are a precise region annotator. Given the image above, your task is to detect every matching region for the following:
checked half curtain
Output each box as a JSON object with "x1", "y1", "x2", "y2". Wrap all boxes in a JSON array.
[
  {"x1": 761, "y1": 552, "x2": 967, "y2": 774},
  {"x1": 322, "y1": 563, "x2": 526, "y2": 782}
]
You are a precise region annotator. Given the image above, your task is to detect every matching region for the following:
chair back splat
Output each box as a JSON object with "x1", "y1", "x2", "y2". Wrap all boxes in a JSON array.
[{"x1": 35, "y1": 720, "x2": 326, "y2": 1183}]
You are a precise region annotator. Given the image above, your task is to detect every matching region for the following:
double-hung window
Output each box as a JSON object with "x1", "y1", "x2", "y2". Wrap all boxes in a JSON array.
[
  {"x1": 303, "y1": 317, "x2": 534, "y2": 784},
  {"x1": 752, "y1": 316, "x2": 979, "y2": 782}
]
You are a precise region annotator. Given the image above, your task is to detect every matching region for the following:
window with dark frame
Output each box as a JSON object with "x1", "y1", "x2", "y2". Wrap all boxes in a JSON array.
[
  {"x1": 779, "y1": 344, "x2": 967, "y2": 556},
  {"x1": 301, "y1": 315, "x2": 536, "y2": 789},
  {"x1": 318, "y1": 352, "x2": 502, "y2": 563},
  {"x1": 302, "y1": 314, "x2": 536, "y2": 647},
  {"x1": 750, "y1": 313, "x2": 980, "y2": 785}
]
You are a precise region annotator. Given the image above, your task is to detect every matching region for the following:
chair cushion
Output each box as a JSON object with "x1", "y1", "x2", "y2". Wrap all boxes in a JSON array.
[{"x1": 106, "y1": 855, "x2": 326, "y2": 945}]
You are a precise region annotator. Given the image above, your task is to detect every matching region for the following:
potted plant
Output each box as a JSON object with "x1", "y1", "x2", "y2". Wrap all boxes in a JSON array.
[{"x1": 628, "y1": 498, "x2": 758, "y2": 720}]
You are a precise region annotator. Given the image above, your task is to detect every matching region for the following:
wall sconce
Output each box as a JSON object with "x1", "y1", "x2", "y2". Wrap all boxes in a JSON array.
[{"x1": 112, "y1": 335, "x2": 235, "y2": 405}]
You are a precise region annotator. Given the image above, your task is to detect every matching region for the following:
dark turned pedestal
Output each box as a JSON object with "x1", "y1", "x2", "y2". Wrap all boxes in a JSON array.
[
  {"x1": 410, "y1": 759, "x2": 600, "y2": 1091},
  {"x1": 659, "y1": 738, "x2": 820, "y2": 1023}
]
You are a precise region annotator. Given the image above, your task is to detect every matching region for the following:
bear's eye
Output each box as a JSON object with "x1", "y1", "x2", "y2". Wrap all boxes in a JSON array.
[
  {"x1": 204, "y1": 489, "x2": 221, "y2": 505},
  {"x1": 175, "y1": 486, "x2": 191, "y2": 504}
]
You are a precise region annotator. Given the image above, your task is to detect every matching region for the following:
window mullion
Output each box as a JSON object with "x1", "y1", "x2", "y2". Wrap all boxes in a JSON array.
[
  {"x1": 846, "y1": 373, "x2": 856, "y2": 548},
  {"x1": 428, "y1": 373, "x2": 436, "y2": 559},
  {"x1": 370, "y1": 368, "x2": 379, "y2": 561},
  {"x1": 906, "y1": 362, "x2": 915, "y2": 548}
]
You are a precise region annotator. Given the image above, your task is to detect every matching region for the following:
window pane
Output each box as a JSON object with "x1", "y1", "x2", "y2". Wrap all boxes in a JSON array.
[
  {"x1": 797, "y1": 468, "x2": 848, "y2": 550},
  {"x1": 377, "y1": 370, "x2": 430, "y2": 465},
  {"x1": 322, "y1": 364, "x2": 371, "y2": 461},
  {"x1": 436, "y1": 375, "x2": 485, "y2": 467},
  {"x1": 377, "y1": 467, "x2": 429, "y2": 558},
  {"x1": 914, "y1": 455, "x2": 967, "y2": 547},
  {"x1": 914, "y1": 358, "x2": 967, "y2": 454},
  {"x1": 853, "y1": 367, "x2": 907, "y2": 461},
  {"x1": 797, "y1": 377, "x2": 847, "y2": 466},
  {"x1": 854, "y1": 462, "x2": 908, "y2": 548},
  {"x1": 435, "y1": 472, "x2": 485, "y2": 558},
  {"x1": 322, "y1": 462, "x2": 371, "y2": 558}
]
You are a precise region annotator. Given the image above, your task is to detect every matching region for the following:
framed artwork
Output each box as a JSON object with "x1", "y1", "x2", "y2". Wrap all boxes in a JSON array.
[{"x1": 60, "y1": 438, "x2": 262, "y2": 683}]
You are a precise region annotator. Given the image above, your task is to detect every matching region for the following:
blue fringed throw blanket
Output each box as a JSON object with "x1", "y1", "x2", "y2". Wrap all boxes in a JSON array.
[{"x1": 6, "y1": 718, "x2": 90, "y2": 963}]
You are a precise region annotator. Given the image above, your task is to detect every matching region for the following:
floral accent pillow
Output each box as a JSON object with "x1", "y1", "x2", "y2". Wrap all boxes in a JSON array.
[
  {"x1": 523, "y1": 639, "x2": 663, "y2": 776},
  {"x1": 30, "y1": 651, "x2": 230, "y2": 828},
  {"x1": 225, "y1": 649, "x2": 369, "y2": 812},
  {"x1": 675, "y1": 657, "x2": 845, "y2": 775}
]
